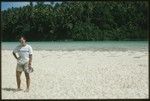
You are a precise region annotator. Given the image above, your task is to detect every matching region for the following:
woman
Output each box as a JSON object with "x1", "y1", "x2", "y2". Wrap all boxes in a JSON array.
[{"x1": 12, "y1": 35, "x2": 33, "y2": 92}]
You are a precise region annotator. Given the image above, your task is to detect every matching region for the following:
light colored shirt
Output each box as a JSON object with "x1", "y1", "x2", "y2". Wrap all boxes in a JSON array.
[{"x1": 13, "y1": 44, "x2": 33, "y2": 64}]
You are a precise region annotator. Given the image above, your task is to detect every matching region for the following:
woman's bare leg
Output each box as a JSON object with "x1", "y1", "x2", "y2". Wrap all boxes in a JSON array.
[
  {"x1": 16, "y1": 71, "x2": 22, "y2": 90},
  {"x1": 24, "y1": 72, "x2": 30, "y2": 92}
]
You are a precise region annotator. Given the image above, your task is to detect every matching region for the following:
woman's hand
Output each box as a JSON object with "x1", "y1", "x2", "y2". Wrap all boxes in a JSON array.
[
  {"x1": 17, "y1": 56, "x2": 20, "y2": 60},
  {"x1": 28, "y1": 63, "x2": 32, "y2": 69},
  {"x1": 17, "y1": 57, "x2": 20, "y2": 63}
]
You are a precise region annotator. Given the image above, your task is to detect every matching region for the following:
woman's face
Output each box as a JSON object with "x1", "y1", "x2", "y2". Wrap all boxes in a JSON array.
[{"x1": 19, "y1": 37, "x2": 26, "y2": 46}]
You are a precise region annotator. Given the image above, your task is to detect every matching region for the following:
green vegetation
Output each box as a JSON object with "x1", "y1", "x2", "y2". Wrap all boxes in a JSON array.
[{"x1": 1, "y1": 1, "x2": 148, "y2": 41}]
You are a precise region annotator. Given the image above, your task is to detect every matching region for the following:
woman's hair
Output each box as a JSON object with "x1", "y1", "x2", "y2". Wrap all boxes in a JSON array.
[{"x1": 17, "y1": 34, "x2": 27, "y2": 41}]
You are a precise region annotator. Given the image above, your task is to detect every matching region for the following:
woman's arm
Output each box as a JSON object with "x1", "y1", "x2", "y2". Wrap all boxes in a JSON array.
[
  {"x1": 29, "y1": 54, "x2": 32, "y2": 66},
  {"x1": 12, "y1": 52, "x2": 18, "y2": 60}
]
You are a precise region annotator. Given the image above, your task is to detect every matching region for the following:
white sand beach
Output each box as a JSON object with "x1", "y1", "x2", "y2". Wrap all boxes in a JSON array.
[{"x1": 2, "y1": 50, "x2": 149, "y2": 99}]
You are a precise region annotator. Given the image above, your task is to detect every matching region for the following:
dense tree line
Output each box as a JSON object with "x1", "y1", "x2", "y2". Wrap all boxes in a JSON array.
[{"x1": 1, "y1": 1, "x2": 148, "y2": 41}]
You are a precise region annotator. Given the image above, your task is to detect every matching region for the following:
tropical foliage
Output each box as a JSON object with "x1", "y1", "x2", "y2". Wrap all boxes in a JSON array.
[{"x1": 1, "y1": 1, "x2": 148, "y2": 41}]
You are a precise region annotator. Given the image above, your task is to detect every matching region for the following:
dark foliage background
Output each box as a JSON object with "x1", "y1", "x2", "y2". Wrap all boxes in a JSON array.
[{"x1": 1, "y1": 1, "x2": 149, "y2": 41}]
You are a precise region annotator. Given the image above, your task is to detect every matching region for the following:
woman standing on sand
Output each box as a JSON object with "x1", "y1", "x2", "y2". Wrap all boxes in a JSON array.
[{"x1": 12, "y1": 35, "x2": 33, "y2": 92}]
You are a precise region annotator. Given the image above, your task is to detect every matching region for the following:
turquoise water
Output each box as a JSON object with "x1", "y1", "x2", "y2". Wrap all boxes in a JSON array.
[{"x1": 1, "y1": 41, "x2": 148, "y2": 51}]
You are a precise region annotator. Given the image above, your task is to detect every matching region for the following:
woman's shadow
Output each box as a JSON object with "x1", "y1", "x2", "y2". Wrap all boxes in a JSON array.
[{"x1": 2, "y1": 88, "x2": 22, "y2": 92}]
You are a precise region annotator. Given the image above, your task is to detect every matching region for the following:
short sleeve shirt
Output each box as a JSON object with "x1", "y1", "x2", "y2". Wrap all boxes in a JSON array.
[{"x1": 13, "y1": 44, "x2": 33, "y2": 64}]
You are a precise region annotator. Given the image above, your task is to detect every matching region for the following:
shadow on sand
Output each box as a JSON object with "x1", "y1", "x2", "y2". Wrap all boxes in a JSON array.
[{"x1": 2, "y1": 88, "x2": 22, "y2": 92}]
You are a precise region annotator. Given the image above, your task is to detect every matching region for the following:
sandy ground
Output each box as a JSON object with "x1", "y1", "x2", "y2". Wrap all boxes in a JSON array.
[{"x1": 1, "y1": 50, "x2": 149, "y2": 99}]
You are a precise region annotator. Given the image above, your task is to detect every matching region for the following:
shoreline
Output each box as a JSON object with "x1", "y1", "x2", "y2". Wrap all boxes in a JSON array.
[
  {"x1": 2, "y1": 41, "x2": 148, "y2": 52},
  {"x1": 2, "y1": 48, "x2": 148, "y2": 52}
]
